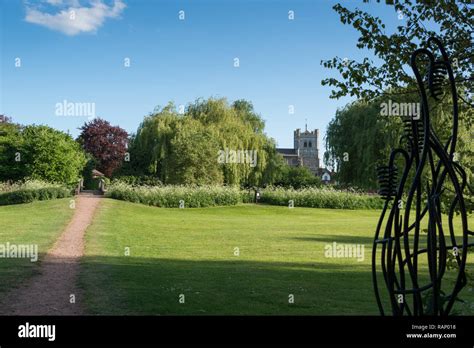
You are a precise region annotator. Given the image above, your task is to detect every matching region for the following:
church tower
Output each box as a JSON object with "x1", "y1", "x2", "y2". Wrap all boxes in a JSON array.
[{"x1": 294, "y1": 125, "x2": 319, "y2": 174}]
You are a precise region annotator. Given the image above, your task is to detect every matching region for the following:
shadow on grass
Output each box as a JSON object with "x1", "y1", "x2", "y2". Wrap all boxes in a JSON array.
[
  {"x1": 289, "y1": 234, "x2": 431, "y2": 249},
  {"x1": 289, "y1": 234, "x2": 375, "y2": 245},
  {"x1": 79, "y1": 256, "x2": 379, "y2": 316},
  {"x1": 4, "y1": 255, "x2": 470, "y2": 316},
  {"x1": 0, "y1": 252, "x2": 50, "y2": 296}
]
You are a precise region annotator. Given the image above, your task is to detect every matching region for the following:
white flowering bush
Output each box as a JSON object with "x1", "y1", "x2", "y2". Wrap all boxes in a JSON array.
[
  {"x1": 106, "y1": 182, "x2": 243, "y2": 208},
  {"x1": 259, "y1": 186, "x2": 384, "y2": 210},
  {"x1": 106, "y1": 182, "x2": 384, "y2": 210}
]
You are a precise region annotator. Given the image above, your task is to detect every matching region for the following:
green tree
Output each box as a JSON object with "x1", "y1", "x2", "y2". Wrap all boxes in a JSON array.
[
  {"x1": 167, "y1": 119, "x2": 223, "y2": 185},
  {"x1": 322, "y1": 1, "x2": 473, "y2": 192},
  {"x1": 325, "y1": 94, "x2": 473, "y2": 191},
  {"x1": 22, "y1": 125, "x2": 87, "y2": 183},
  {"x1": 325, "y1": 98, "x2": 403, "y2": 189},
  {"x1": 1, "y1": 125, "x2": 87, "y2": 184},
  {"x1": 125, "y1": 98, "x2": 281, "y2": 186},
  {"x1": 261, "y1": 142, "x2": 287, "y2": 187},
  {"x1": 277, "y1": 165, "x2": 322, "y2": 189},
  {"x1": 321, "y1": 1, "x2": 472, "y2": 110},
  {"x1": 187, "y1": 98, "x2": 270, "y2": 186},
  {"x1": 125, "y1": 103, "x2": 180, "y2": 182},
  {"x1": 0, "y1": 121, "x2": 25, "y2": 181}
]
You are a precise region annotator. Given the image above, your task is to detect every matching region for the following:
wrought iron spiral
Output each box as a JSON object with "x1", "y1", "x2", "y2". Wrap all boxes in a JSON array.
[
  {"x1": 428, "y1": 61, "x2": 448, "y2": 101},
  {"x1": 376, "y1": 165, "x2": 398, "y2": 201},
  {"x1": 402, "y1": 117, "x2": 424, "y2": 154}
]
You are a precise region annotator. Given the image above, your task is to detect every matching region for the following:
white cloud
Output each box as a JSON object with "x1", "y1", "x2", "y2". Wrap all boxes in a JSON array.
[{"x1": 25, "y1": 0, "x2": 126, "y2": 36}]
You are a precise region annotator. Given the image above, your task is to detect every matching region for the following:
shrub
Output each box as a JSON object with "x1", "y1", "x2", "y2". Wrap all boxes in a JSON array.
[
  {"x1": 82, "y1": 157, "x2": 99, "y2": 190},
  {"x1": 275, "y1": 166, "x2": 323, "y2": 189},
  {"x1": 0, "y1": 189, "x2": 36, "y2": 205},
  {"x1": 112, "y1": 175, "x2": 162, "y2": 187},
  {"x1": 241, "y1": 189, "x2": 256, "y2": 203},
  {"x1": 0, "y1": 180, "x2": 72, "y2": 205},
  {"x1": 258, "y1": 186, "x2": 384, "y2": 210},
  {"x1": 106, "y1": 182, "x2": 243, "y2": 208},
  {"x1": 106, "y1": 182, "x2": 384, "y2": 210}
]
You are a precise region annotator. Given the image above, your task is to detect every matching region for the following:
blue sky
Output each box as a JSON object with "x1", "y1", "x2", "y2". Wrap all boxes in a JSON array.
[{"x1": 1, "y1": 0, "x2": 402, "y2": 149}]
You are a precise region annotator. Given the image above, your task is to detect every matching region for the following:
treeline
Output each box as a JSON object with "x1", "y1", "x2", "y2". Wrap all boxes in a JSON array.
[
  {"x1": 120, "y1": 98, "x2": 319, "y2": 187},
  {"x1": 324, "y1": 92, "x2": 473, "y2": 191},
  {"x1": 122, "y1": 98, "x2": 273, "y2": 186},
  {"x1": 0, "y1": 98, "x2": 322, "y2": 189}
]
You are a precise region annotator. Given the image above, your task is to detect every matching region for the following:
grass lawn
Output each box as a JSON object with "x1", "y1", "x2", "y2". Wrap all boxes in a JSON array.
[
  {"x1": 0, "y1": 198, "x2": 74, "y2": 295},
  {"x1": 81, "y1": 199, "x2": 474, "y2": 315}
]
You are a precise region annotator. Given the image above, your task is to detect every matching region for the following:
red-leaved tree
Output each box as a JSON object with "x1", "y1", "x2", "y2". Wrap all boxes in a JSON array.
[{"x1": 78, "y1": 118, "x2": 128, "y2": 177}]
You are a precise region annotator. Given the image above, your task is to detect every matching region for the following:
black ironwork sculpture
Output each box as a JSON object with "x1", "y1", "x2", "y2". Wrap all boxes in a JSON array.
[{"x1": 372, "y1": 37, "x2": 473, "y2": 316}]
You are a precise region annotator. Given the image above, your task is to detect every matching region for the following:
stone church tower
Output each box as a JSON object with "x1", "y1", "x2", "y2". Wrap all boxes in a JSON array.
[
  {"x1": 294, "y1": 126, "x2": 320, "y2": 174},
  {"x1": 276, "y1": 125, "x2": 320, "y2": 175}
]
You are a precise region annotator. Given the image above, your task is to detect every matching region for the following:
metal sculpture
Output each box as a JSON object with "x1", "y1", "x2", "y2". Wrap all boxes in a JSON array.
[{"x1": 372, "y1": 37, "x2": 473, "y2": 316}]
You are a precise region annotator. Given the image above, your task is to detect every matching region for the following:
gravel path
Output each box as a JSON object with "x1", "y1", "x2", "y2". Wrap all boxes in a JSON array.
[{"x1": 0, "y1": 194, "x2": 102, "y2": 315}]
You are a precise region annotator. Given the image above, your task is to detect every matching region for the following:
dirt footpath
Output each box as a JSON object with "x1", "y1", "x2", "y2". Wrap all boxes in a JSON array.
[{"x1": 0, "y1": 194, "x2": 102, "y2": 315}]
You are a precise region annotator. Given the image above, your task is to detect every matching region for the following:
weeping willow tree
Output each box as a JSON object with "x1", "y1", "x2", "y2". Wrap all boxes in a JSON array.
[
  {"x1": 124, "y1": 98, "x2": 283, "y2": 186},
  {"x1": 322, "y1": 0, "x2": 473, "y2": 206},
  {"x1": 325, "y1": 89, "x2": 473, "y2": 196},
  {"x1": 126, "y1": 103, "x2": 179, "y2": 183}
]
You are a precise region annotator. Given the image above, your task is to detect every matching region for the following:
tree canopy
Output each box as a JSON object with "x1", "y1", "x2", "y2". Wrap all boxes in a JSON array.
[
  {"x1": 78, "y1": 118, "x2": 129, "y2": 177},
  {"x1": 325, "y1": 94, "x2": 473, "y2": 191},
  {"x1": 321, "y1": 0, "x2": 473, "y2": 111},
  {"x1": 322, "y1": 1, "x2": 473, "y2": 193},
  {"x1": 123, "y1": 98, "x2": 286, "y2": 187},
  {"x1": 0, "y1": 122, "x2": 86, "y2": 183}
]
